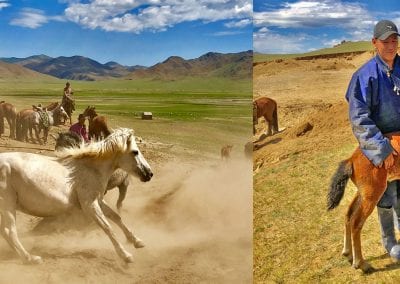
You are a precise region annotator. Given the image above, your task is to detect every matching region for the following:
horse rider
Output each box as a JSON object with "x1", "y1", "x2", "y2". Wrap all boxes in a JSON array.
[
  {"x1": 345, "y1": 19, "x2": 400, "y2": 261},
  {"x1": 69, "y1": 113, "x2": 89, "y2": 143},
  {"x1": 62, "y1": 82, "x2": 75, "y2": 109}
]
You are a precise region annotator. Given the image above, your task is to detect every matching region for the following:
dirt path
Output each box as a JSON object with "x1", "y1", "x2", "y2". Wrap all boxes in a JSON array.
[{"x1": 0, "y1": 122, "x2": 252, "y2": 283}]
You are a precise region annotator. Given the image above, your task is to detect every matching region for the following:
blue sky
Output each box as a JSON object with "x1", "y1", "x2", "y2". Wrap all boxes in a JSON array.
[
  {"x1": 0, "y1": 0, "x2": 252, "y2": 66},
  {"x1": 254, "y1": 0, "x2": 400, "y2": 54}
]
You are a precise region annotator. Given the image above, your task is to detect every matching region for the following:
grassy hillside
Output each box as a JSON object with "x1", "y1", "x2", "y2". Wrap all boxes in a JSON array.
[{"x1": 254, "y1": 40, "x2": 373, "y2": 63}]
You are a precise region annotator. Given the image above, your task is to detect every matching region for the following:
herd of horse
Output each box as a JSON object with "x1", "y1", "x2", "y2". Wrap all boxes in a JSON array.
[
  {"x1": 0, "y1": 97, "x2": 114, "y2": 145},
  {"x1": 0, "y1": 94, "x2": 277, "y2": 265},
  {"x1": 0, "y1": 99, "x2": 75, "y2": 144}
]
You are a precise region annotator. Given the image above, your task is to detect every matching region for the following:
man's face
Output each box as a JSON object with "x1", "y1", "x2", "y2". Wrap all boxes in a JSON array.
[{"x1": 373, "y1": 34, "x2": 399, "y2": 64}]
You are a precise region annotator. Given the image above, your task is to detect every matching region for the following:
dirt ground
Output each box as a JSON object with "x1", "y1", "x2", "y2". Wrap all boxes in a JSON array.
[
  {"x1": 0, "y1": 122, "x2": 252, "y2": 283},
  {"x1": 252, "y1": 51, "x2": 400, "y2": 282},
  {"x1": 252, "y1": 52, "x2": 375, "y2": 168}
]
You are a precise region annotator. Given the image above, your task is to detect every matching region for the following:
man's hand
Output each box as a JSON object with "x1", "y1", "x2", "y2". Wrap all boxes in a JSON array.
[{"x1": 378, "y1": 150, "x2": 398, "y2": 169}]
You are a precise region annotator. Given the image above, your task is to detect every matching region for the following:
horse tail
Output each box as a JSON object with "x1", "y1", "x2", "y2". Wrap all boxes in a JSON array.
[{"x1": 327, "y1": 159, "x2": 353, "y2": 211}]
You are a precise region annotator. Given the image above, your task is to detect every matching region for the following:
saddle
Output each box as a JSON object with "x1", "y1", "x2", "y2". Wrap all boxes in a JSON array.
[{"x1": 38, "y1": 111, "x2": 50, "y2": 128}]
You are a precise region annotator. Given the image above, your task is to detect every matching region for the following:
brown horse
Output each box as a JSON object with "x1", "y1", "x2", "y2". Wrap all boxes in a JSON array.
[
  {"x1": 82, "y1": 106, "x2": 111, "y2": 140},
  {"x1": 253, "y1": 97, "x2": 279, "y2": 136},
  {"x1": 221, "y1": 145, "x2": 233, "y2": 160},
  {"x1": 328, "y1": 132, "x2": 400, "y2": 273},
  {"x1": 0, "y1": 101, "x2": 17, "y2": 139},
  {"x1": 16, "y1": 109, "x2": 34, "y2": 142}
]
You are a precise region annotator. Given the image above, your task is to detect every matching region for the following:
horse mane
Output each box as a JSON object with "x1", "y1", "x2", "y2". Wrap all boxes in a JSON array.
[{"x1": 57, "y1": 128, "x2": 134, "y2": 160}]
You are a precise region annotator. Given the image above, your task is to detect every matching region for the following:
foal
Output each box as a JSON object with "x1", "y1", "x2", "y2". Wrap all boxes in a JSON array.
[
  {"x1": 328, "y1": 132, "x2": 400, "y2": 273},
  {"x1": 221, "y1": 145, "x2": 233, "y2": 160}
]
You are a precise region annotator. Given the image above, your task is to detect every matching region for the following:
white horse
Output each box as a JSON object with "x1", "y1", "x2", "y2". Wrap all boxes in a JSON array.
[{"x1": 0, "y1": 128, "x2": 153, "y2": 264}]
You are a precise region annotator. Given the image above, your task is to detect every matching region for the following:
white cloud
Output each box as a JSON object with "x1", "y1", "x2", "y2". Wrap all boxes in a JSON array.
[
  {"x1": 10, "y1": 8, "x2": 66, "y2": 29},
  {"x1": 211, "y1": 30, "x2": 246, "y2": 36},
  {"x1": 0, "y1": 0, "x2": 10, "y2": 10},
  {"x1": 254, "y1": 0, "x2": 374, "y2": 30},
  {"x1": 253, "y1": 0, "x2": 382, "y2": 53},
  {"x1": 64, "y1": 0, "x2": 252, "y2": 33},
  {"x1": 253, "y1": 29, "x2": 310, "y2": 54},
  {"x1": 10, "y1": 8, "x2": 48, "y2": 28},
  {"x1": 224, "y1": 18, "x2": 251, "y2": 28}
]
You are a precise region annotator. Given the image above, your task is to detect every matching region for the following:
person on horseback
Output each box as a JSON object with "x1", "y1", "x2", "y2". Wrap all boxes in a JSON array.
[
  {"x1": 69, "y1": 113, "x2": 89, "y2": 143},
  {"x1": 62, "y1": 82, "x2": 75, "y2": 124},
  {"x1": 345, "y1": 19, "x2": 400, "y2": 261}
]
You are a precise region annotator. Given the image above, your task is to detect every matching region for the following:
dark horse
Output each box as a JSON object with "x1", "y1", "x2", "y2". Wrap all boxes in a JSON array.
[
  {"x1": 55, "y1": 131, "x2": 130, "y2": 211},
  {"x1": 253, "y1": 97, "x2": 279, "y2": 136},
  {"x1": 82, "y1": 106, "x2": 111, "y2": 140},
  {"x1": 61, "y1": 96, "x2": 75, "y2": 125},
  {"x1": 0, "y1": 101, "x2": 17, "y2": 139},
  {"x1": 328, "y1": 132, "x2": 400, "y2": 273}
]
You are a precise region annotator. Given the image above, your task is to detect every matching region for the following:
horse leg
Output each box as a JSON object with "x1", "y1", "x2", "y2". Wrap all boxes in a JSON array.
[
  {"x1": 99, "y1": 200, "x2": 144, "y2": 248},
  {"x1": 0, "y1": 211, "x2": 42, "y2": 264},
  {"x1": 80, "y1": 199, "x2": 134, "y2": 263},
  {"x1": 0, "y1": 167, "x2": 41, "y2": 264},
  {"x1": 43, "y1": 128, "x2": 49, "y2": 144},
  {"x1": 263, "y1": 115, "x2": 272, "y2": 136},
  {"x1": 33, "y1": 125, "x2": 42, "y2": 145},
  {"x1": 5, "y1": 117, "x2": 13, "y2": 138},
  {"x1": 342, "y1": 194, "x2": 361, "y2": 263},
  {"x1": 351, "y1": 183, "x2": 386, "y2": 273},
  {"x1": 0, "y1": 116, "x2": 4, "y2": 135},
  {"x1": 116, "y1": 178, "x2": 129, "y2": 212}
]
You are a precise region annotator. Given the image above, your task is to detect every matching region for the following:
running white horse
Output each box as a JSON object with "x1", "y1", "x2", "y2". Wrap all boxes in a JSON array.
[{"x1": 0, "y1": 128, "x2": 153, "y2": 264}]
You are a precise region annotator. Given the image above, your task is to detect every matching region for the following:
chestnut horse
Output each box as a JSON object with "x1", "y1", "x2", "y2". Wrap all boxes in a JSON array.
[
  {"x1": 253, "y1": 97, "x2": 278, "y2": 136},
  {"x1": 0, "y1": 101, "x2": 17, "y2": 139},
  {"x1": 328, "y1": 132, "x2": 400, "y2": 273},
  {"x1": 83, "y1": 106, "x2": 111, "y2": 140}
]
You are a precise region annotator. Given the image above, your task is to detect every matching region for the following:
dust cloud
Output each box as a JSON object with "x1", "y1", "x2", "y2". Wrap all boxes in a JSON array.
[{"x1": 0, "y1": 157, "x2": 253, "y2": 283}]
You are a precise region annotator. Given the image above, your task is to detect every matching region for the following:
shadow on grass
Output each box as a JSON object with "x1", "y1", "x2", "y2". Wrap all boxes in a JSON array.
[
  {"x1": 254, "y1": 137, "x2": 282, "y2": 150},
  {"x1": 365, "y1": 253, "x2": 400, "y2": 273}
]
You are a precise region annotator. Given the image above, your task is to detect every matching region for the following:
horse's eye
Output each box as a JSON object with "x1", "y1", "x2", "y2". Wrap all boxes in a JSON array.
[{"x1": 132, "y1": 150, "x2": 139, "y2": 156}]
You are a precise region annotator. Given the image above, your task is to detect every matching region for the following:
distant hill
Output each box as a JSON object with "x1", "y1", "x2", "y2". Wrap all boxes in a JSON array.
[
  {"x1": 128, "y1": 50, "x2": 252, "y2": 80},
  {"x1": 0, "y1": 60, "x2": 56, "y2": 80},
  {"x1": 0, "y1": 55, "x2": 145, "y2": 81},
  {"x1": 0, "y1": 51, "x2": 252, "y2": 81},
  {"x1": 254, "y1": 41, "x2": 373, "y2": 63}
]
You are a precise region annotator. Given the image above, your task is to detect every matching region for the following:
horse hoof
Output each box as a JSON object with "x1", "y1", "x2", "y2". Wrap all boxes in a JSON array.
[
  {"x1": 353, "y1": 261, "x2": 374, "y2": 273},
  {"x1": 341, "y1": 251, "x2": 353, "y2": 263},
  {"x1": 124, "y1": 254, "x2": 134, "y2": 263},
  {"x1": 25, "y1": 255, "x2": 43, "y2": 265},
  {"x1": 133, "y1": 239, "x2": 145, "y2": 249}
]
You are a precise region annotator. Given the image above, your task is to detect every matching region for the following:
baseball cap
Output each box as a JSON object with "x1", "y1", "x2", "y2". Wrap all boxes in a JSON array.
[{"x1": 374, "y1": 20, "x2": 400, "y2": 40}]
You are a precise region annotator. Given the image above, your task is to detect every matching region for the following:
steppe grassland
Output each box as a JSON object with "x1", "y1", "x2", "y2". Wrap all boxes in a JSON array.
[{"x1": 0, "y1": 77, "x2": 252, "y2": 156}]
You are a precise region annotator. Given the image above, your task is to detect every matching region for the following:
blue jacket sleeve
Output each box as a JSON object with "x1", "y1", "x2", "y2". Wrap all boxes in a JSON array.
[{"x1": 346, "y1": 73, "x2": 393, "y2": 166}]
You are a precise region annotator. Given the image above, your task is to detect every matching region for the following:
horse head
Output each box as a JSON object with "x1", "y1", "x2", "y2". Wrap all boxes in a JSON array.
[
  {"x1": 83, "y1": 106, "x2": 97, "y2": 119},
  {"x1": 117, "y1": 129, "x2": 153, "y2": 182}
]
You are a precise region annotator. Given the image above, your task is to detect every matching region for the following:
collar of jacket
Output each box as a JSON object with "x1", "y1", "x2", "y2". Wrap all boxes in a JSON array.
[{"x1": 375, "y1": 53, "x2": 399, "y2": 74}]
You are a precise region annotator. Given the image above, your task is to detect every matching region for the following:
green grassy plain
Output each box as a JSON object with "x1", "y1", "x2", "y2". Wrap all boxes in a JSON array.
[
  {"x1": 0, "y1": 76, "x2": 252, "y2": 156},
  {"x1": 254, "y1": 40, "x2": 373, "y2": 63}
]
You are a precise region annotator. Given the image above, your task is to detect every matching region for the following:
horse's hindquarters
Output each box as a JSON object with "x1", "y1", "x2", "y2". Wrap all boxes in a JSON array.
[{"x1": 2, "y1": 153, "x2": 77, "y2": 216}]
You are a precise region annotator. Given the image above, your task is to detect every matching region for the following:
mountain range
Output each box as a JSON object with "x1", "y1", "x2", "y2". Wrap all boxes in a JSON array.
[{"x1": 0, "y1": 50, "x2": 252, "y2": 81}]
